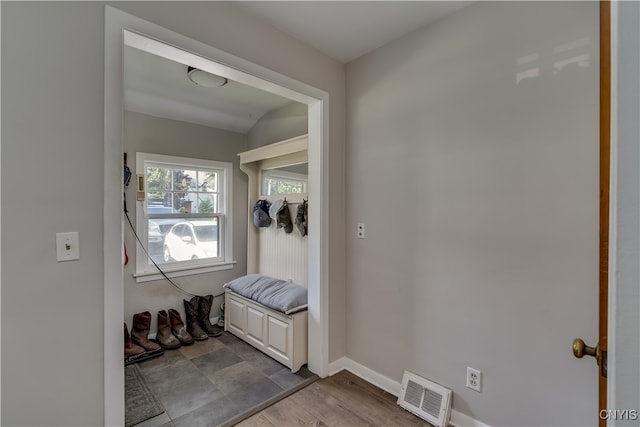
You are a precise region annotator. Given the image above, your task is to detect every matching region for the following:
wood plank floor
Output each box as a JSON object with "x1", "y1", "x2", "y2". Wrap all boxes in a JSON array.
[{"x1": 235, "y1": 370, "x2": 432, "y2": 427}]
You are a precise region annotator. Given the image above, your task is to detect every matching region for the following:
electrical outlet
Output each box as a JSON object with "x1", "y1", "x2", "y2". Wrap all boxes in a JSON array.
[
  {"x1": 357, "y1": 222, "x2": 366, "y2": 239},
  {"x1": 466, "y1": 367, "x2": 482, "y2": 392}
]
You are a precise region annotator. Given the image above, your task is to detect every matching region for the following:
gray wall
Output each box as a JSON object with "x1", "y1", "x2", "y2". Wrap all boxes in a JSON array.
[
  {"x1": 345, "y1": 2, "x2": 599, "y2": 425},
  {"x1": 1, "y1": 2, "x2": 345, "y2": 426},
  {"x1": 6, "y1": 1, "x2": 636, "y2": 426},
  {"x1": 2, "y1": 3, "x2": 105, "y2": 425},
  {"x1": 248, "y1": 101, "x2": 308, "y2": 149},
  {"x1": 123, "y1": 111, "x2": 248, "y2": 329}
]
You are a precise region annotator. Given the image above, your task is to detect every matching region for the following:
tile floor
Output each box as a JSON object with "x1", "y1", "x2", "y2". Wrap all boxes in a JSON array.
[{"x1": 129, "y1": 332, "x2": 316, "y2": 427}]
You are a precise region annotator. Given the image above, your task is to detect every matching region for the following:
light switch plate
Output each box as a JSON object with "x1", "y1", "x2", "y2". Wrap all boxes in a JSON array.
[{"x1": 56, "y1": 232, "x2": 80, "y2": 262}]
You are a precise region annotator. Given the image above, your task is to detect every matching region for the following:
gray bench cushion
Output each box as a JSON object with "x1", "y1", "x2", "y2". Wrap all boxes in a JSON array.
[{"x1": 224, "y1": 274, "x2": 307, "y2": 315}]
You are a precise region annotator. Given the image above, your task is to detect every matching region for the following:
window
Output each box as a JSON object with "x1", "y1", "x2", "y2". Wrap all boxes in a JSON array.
[
  {"x1": 262, "y1": 167, "x2": 308, "y2": 196},
  {"x1": 135, "y1": 153, "x2": 234, "y2": 281}
]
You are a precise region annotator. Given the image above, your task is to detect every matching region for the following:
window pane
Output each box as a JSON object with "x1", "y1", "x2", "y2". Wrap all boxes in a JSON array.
[
  {"x1": 147, "y1": 218, "x2": 179, "y2": 265},
  {"x1": 264, "y1": 178, "x2": 305, "y2": 195},
  {"x1": 146, "y1": 166, "x2": 171, "y2": 191},
  {"x1": 197, "y1": 171, "x2": 218, "y2": 192},
  {"x1": 193, "y1": 217, "x2": 219, "y2": 242},
  {"x1": 147, "y1": 193, "x2": 177, "y2": 212},
  {"x1": 147, "y1": 219, "x2": 164, "y2": 264},
  {"x1": 179, "y1": 192, "x2": 197, "y2": 214},
  {"x1": 279, "y1": 180, "x2": 304, "y2": 194},
  {"x1": 197, "y1": 193, "x2": 218, "y2": 213},
  {"x1": 172, "y1": 169, "x2": 195, "y2": 192}
]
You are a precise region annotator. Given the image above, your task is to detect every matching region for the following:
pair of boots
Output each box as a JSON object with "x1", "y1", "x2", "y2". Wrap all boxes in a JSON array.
[
  {"x1": 184, "y1": 295, "x2": 223, "y2": 341},
  {"x1": 124, "y1": 312, "x2": 164, "y2": 365},
  {"x1": 155, "y1": 309, "x2": 193, "y2": 350}
]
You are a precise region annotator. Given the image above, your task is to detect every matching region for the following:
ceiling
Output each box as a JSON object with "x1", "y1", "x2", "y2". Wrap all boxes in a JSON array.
[
  {"x1": 124, "y1": 1, "x2": 472, "y2": 133},
  {"x1": 124, "y1": 46, "x2": 297, "y2": 133},
  {"x1": 236, "y1": 1, "x2": 472, "y2": 63}
]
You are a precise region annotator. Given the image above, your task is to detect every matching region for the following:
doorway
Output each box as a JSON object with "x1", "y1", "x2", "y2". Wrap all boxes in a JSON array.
[{"x1": 105, "y1": 6, "x2": 329, "y2": 425}]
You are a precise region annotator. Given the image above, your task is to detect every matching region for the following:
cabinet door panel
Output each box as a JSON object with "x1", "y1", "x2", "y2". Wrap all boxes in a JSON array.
[
  {"x1": 247, "y1": 306, "x2": 265, "y2": 345},
  {"x1": 267, "y1": 315, "x2": 289, "y2": 359},
  {"x1": 228, "y1": 298, "x2": 246, "y2": 334}
]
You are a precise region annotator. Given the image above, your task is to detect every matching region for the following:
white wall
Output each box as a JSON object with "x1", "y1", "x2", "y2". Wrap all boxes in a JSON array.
[
  {"x1": 345, "y1": 2, "x2": 599, "y2": 425},
  {"x1": 1, "y1": 2, "x2": 345, "y2": 425},
  {"x1": 123, "y1": 111, "x2": 248, "y2": 330}
]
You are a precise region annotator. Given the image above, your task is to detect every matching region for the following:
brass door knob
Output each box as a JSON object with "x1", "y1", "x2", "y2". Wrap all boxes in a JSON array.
[
  {"x1": 573, "y1": 338, "x2": 607, "y2": 377},
  {"x1": 573, "y1": 338, "x2": 598, "y2": 359}
]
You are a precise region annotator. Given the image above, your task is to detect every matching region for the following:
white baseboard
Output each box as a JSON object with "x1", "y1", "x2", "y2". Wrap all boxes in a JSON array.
[
  {"x1": 327, "y1": 357, "x2": 490, "y2": 427},
  {"x1": 449, "y1": 410, "x2": 490, "y2": 427},
  {"x1": 328, "y1": 356, "x2": 402, "y2": 396}
]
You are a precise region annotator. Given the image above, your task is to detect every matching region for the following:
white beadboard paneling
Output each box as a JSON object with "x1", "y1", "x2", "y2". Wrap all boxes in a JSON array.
[{"x1": 258, "y1": 218, "x2": 308, "y2": 286}]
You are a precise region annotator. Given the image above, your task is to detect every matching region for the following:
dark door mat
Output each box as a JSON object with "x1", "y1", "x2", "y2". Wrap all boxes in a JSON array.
[{"x1": 125, "y1": 364, "x2": 165, "y2": 427}]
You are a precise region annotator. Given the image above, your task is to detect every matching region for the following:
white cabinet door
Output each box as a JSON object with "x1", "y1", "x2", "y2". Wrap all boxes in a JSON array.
[
  {"x1": 227, "y1": 298, "x2": 246, "y2": 336},
  {"x1": 247, "y1": 306, "x2": 266, "y2": 346},
  {"x1": 267, "y1": 315, "x2": 289, "y2": 361}
]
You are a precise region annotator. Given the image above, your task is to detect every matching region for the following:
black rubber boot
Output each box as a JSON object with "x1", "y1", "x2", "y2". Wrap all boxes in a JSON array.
[{"x1": 198, "y1": 295, "x2": 223, "y2": 337}]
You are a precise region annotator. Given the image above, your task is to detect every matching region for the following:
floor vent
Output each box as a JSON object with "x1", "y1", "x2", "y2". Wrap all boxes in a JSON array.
[{"x1": 397, "y1": 370, "x2": 452, "y2": 427}]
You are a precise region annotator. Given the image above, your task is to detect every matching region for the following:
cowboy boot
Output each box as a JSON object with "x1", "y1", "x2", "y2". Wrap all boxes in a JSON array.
[
  {"x1": 124, "y1": 323, "x2": 145, "y2": 365},
  {"x1": 156, "y1": 310, "x2": 181, "y2": 350},
  {"x1": 168, "y1": 308, "x2": 194, "y2": 346},
  {"x1": 184, "y1": 297, "x2": 208, "y2": 341},
  {"x1": 198, "y1": 295, "x2": 223, "y2": 337},
  {"x1": 131, "y1": 311, "x2": 163, "y2": 356}
]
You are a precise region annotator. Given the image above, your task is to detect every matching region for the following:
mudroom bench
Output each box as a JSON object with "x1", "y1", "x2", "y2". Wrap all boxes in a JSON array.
[{"x1": 223, "y1": 274, "x2": 308, "y2": 373}]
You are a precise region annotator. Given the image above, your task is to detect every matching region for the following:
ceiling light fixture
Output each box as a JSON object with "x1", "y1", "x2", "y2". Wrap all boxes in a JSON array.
[{"x1": 187, "y1": 66, "x2": 229, "y2": 88}]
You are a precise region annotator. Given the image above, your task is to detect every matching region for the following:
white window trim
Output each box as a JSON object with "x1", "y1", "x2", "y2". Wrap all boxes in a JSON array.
[
  {"x1": 134, "y1": 152, "x2": 234, "y2": 281},
  {"x1": 134, "y1": 260, "x2": 236, "y2": 283}
]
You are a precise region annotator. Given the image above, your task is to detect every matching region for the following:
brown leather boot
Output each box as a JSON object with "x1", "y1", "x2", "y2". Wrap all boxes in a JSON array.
[
  {"x1": 131, "y1": 311, "x2": 163, "y2": 356},
  {"x1": 168, "y1": 308, "x2": 194, "y2": 346},
  {"x1": 184, "y1": 297, "x2": 208, "y2": 341},
  {"x1": 156, "y1": 310, "x2": 181, "y2": 350},
  {"x1": 124, "y1": 323, "x2": 145, "y2": 364},
  {"x1": 198, "y1": 295, "x2": 223, "y2": 337}
]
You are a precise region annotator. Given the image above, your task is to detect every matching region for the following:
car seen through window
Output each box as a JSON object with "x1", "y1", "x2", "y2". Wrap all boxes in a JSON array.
[{"x1": 163, "y1": 220, "x2": 219, "y2": 262}]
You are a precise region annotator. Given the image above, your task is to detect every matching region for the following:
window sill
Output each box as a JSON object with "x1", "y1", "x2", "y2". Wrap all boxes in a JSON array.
[{"x1": 134, "y1": 260, "x2": 236, "y2": 283}]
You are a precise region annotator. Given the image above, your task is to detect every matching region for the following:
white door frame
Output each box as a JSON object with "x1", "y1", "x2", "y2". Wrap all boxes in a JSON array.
[{"x1": 104, "y1": 6, "x2": 330, "y2": 426}]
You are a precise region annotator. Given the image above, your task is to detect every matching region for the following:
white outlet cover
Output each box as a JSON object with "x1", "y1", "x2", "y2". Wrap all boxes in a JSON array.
[{"x1": 466, "y1": 367, "x2": 482, "y2": 392}]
